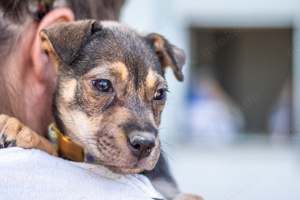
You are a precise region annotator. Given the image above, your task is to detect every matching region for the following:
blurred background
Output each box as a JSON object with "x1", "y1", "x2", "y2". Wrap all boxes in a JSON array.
[{"x1": 120, "y1": 0, "x2": 300, "y2": 199}]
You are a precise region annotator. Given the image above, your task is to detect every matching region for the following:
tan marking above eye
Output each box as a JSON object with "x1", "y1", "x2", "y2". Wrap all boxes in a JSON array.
[
  {"x1": 84, "y1": 62, "x2": 128, "y2": 82},
  {"x1": 145, "y1": 69, "x2": 157, "y2": 89},
  {"x1": 61, "y1": 79, "x2": 77, "y2": 103},
  {"x1": 111, "y1": 62, "x2": 128, "y2": 81},
  {"x1": 145, "y1": 70, "x2": 167, "y2": 93}
]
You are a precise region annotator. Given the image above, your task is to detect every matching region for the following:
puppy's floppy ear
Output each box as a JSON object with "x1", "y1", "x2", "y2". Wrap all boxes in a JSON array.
[
  {"x1": 40, "y1": 20, "x2": 102, "y2": 65},
  {"x1": 148, "y1": 34, "x2": 186, "y2": 81}
]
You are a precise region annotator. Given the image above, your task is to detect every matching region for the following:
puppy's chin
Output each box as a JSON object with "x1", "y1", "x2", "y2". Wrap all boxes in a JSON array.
[
  {"x1": 108, "y1": 166, "x2": 144, "y2": 174},
  {"x1": 107, "y1": 163, "x2": 156, "y2": 174},
  {"x1": 104, "y1": 155, "x2": 159, "y2": 174}
]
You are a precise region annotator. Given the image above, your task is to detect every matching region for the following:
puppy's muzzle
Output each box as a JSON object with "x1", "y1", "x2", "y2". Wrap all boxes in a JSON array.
[{"x1": 128, "y1": 132, "x2": 155, "y2": 159}]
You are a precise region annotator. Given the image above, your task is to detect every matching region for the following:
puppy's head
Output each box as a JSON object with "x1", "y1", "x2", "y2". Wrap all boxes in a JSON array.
[{"x1": 40, "y1": 20, "x2": 185, "y2": 174}]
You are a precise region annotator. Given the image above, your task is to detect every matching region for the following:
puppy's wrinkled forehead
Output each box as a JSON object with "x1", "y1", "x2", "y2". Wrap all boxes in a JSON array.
[
  {"x1": 40, "y1": 20, "x2": 185, "y2": 85},
  {"x1": 73, "y1": 23, "x2": 161, "y2": 89}
]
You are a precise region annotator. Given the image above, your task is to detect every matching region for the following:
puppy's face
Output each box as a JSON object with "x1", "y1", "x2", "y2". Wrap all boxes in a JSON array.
[{"x1": 40, "y1": 20, "x2": 185, "y2": 174}]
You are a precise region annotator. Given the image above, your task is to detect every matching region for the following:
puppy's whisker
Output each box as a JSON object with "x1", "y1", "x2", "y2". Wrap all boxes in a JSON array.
[
  {"x1": 160, "y1": 149, "x2": 175, "y2": 162},
  {"x1": 158, "y1": 127, "x2": 169, "y2": 130},
  {"x1": 160, "y1": 141, "x2": 180, "y2": 152}
]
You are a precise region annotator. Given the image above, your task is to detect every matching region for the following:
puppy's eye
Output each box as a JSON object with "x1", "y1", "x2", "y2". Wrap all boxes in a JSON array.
[
  {"x1": 153, "y1": 89, "x2": 167, "y2": 101},
  {"x1": 92, "y1": 79, "x2": 113, "y2": 93}
]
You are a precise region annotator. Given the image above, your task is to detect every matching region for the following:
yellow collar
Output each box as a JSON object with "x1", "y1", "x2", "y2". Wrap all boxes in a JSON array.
[{"x1": 48, "y1": 123, "x2": 99, "y2": 164}]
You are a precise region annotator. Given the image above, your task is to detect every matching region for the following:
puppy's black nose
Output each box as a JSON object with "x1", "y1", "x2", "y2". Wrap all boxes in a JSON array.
[{"x1": 128, "y1": 133, "x2": 155, "y2": 159}]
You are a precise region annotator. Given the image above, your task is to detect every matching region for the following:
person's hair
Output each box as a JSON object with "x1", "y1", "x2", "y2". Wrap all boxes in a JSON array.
[
  {"x1": 0, "y1": 0, "x2": 125, "y2": 118},
  {"x1": 0, "y1": 0, "x2": 125, "y2": 57}
]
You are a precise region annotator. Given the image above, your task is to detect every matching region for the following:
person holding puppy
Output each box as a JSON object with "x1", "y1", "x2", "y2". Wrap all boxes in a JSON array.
[{"x1": 0, "y1": 1, "x2": 203, "y2": 199}]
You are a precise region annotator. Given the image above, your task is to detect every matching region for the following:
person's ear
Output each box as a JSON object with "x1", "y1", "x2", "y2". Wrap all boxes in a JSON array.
[{"x1": 31, "y1": 8, "x2": 74, "y2": 82}]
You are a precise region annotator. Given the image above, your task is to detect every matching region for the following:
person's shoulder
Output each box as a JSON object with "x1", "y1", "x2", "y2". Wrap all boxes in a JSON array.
[{"x1": 0, "y1": 147, "x2": 164, "y2": 200}]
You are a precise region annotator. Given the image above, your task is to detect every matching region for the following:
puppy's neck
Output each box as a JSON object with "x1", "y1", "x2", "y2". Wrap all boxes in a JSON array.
[{"x1": 48, "y1": 123, "x2": 99, "y2": 164}]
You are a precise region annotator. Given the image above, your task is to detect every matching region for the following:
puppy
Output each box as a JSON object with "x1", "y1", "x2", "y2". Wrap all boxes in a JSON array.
[{"x1": 0, "y1": 20, "x2": 202, "y2": 200}]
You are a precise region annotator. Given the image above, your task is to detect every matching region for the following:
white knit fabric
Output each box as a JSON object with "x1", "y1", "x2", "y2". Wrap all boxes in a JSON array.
[{"x1": 0, "y1": 147, "x2": 164, "y2": 200}]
